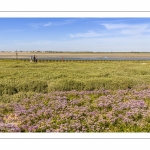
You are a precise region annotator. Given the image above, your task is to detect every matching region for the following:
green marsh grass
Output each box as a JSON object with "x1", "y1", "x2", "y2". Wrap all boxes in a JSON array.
[
  {"x1": 1, "y1": 60, "x2": 150, "y2": 132},
  {"x1": 1, "y1": 60, "x2": 150, "y2": 102}
]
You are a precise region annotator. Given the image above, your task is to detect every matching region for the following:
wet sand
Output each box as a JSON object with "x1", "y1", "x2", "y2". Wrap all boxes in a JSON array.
[{"x1": 0, "y1": 52, "x2": 150, "y2": 59}]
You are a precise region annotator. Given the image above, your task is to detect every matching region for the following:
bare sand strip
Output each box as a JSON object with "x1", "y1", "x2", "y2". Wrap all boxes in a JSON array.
[{"x1": 0, "y1": 52, "x2": 150, "y2": 59}]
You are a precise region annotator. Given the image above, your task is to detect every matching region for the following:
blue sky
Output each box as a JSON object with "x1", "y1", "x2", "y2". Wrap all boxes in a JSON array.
[{"x1": 1, "y1": 18, "x2": 150, "y2": 52}]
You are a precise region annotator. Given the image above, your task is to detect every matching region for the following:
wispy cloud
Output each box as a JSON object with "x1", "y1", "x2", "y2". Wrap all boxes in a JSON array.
[
  {"x1": 95, "y1": 19, "x2": 136, "y2": 24},
  {"x1": 43, "y1": 22, "x2": 52, "y2": 27},
  {"x1": 29, "y1": 23, "x2": 42, "y2": 29},
  {"x1": 43, "y1": 19, "x2": 76, "y2": 27},
  {"x1": 30, "y1": 19, "x2": 76, "y2": 29},
  {"x1": 101, "y1": 23, "x2": 130, "y2": 30},
  {"x1": 101, "y1": 23, "x2": 150, "y2": 35},
  {"x1": 69, "y1": 30, "x2": 103, "y2": 38}
]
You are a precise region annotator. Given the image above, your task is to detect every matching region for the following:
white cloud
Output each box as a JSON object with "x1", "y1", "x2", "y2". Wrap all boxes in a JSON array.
[
  {"x1": 30, "y1": 23, "x2": 42, "y2": 29},
  {"x1": 101, "y1": 23, "x2": 129, "y2": 30},
  {"x1": 102, "y1": 23, "x2": 148, "y2": 30},
  {"x1": 30, "y1": 19, "x2": 76, "y2": 29},
  {"x1": 101, "y1": 23, "x2": 150, "y2": 35},
  {"x1": 69, "y1": 30, "x2": 103, "y2": 38},
  {"x1": 43, "y1": 22, "x2": 52, "y2": 27},
  {"x1": 69, "y1": 23, "x2": 150, "y2": 39},
  {"x1": 95, "y1": 19, "x2": 136, "y2": 24},
  {"x1": 43, "y1": 19, "x2": 76, "y2": 27}
]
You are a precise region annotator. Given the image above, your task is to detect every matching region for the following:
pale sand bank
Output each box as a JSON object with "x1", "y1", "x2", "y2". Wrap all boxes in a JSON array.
[{"x1": 0, "y1": 52, "x2": 150, "y2": 59}]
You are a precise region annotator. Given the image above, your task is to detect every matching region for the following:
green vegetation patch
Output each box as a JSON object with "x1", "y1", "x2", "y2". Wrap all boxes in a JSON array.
[{"x1": 1, "y1": 60, "x2": 150, "y2": 102}]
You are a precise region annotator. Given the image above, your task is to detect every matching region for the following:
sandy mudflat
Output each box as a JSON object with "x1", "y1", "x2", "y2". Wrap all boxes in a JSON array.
[{"x1": 0, "y1": 52, "x2": 150, "y2": 59}]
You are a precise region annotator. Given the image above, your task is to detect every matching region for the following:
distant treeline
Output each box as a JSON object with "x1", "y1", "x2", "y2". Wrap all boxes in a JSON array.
[{"x1": 1, "y1": 51, "x2": 150, "y2": 53}]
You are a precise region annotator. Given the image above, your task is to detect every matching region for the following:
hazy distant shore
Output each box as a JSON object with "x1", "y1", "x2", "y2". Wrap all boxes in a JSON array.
[{"x1": 0, "y1": 52, "x2": 150, "y2": 59}]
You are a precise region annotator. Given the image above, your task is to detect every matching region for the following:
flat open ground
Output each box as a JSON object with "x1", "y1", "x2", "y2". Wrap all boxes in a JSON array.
[{"x1": 0, "y1": 52, "x2": 150, "y2": 59}]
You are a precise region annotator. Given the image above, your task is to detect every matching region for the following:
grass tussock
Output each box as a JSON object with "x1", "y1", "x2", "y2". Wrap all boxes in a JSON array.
[{"x1": 0, "y1": 60, "x2": 150, "y2": 102}]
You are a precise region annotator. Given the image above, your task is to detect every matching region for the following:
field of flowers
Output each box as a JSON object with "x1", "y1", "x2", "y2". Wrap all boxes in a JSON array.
[
  {"x1": 1, "y1": 86, "x2": 150, "y2": 132},
  {"x1": 1, "y1": 60, "x2": 150, "y2": 132}
]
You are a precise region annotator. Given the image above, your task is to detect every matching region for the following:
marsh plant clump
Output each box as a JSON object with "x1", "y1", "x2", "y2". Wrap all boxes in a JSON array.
[
  {"x1": 1, "y1": 87, "x2": 150, "y2": 132},
  {"x1": 0, "y1": 60, "x2": 150, "y2": 97},
  {"x1": 1, "y1": 60, "x2": 150, "y2": 132}
]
